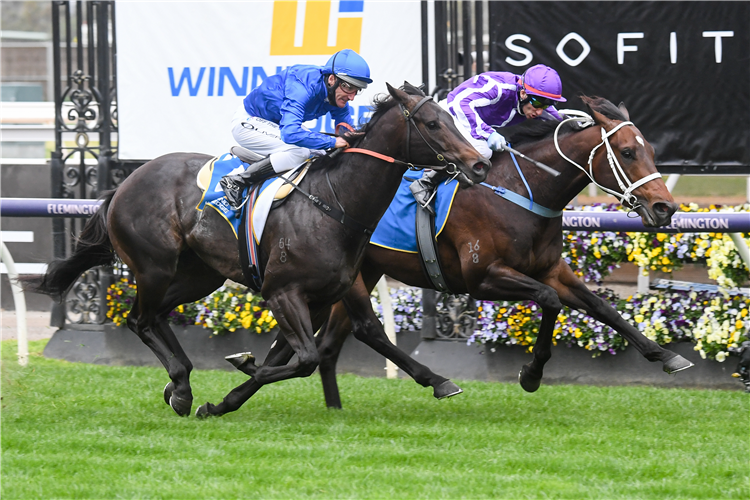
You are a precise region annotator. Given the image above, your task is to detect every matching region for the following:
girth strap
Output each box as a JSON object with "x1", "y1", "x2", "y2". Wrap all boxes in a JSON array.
[
  {"x1": 288, "y1": 180, "x2": 374, "y2": 236},
  {"x1": 415, "y1": 206, "x2": 452, "y2": 293}
]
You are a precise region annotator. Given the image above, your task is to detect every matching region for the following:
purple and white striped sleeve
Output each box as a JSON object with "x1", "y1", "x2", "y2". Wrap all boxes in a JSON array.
[{"x1": 447, "y1": 76, "x2": 515, "y2": 142}]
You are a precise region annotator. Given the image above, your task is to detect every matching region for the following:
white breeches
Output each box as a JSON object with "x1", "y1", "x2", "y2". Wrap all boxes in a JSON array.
[{"x1": 231, "y1": 103, "x2": 326, "y2": 173}]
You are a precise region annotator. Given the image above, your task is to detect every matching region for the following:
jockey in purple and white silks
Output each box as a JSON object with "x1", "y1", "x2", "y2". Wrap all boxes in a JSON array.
[
  {"x1": 220, "y1": 49, "x2": 372, "y2": 210},
  {"x1": 411, "y1": 64, "x2": 567, "y2": 214}
]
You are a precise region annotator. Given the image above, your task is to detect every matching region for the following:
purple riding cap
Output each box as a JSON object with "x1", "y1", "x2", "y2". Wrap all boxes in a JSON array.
[{"x1": 445, "y1": 65, "x2": 566, "y2": 143}]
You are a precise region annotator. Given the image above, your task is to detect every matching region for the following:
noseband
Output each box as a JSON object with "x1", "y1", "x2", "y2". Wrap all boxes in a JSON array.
[{"x1": 554, "y1": 110, "x2": 662, "y2": 209}]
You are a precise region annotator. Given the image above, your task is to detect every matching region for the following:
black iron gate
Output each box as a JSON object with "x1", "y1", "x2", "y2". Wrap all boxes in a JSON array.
[
  {"x1": 429, "y1": 0, "x2": 488, "y2": 98},
  {"x1": 50, "y1": 0, "x2": 137, "y2": 327}
]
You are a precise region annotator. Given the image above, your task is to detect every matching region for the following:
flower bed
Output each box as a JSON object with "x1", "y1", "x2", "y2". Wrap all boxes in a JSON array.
[
  {"x1": 105, "y1": 203, "x2": 750, "y2": 364},
  {"x1": 106, "y1": 281, "x2": 278, "y2": 334}
]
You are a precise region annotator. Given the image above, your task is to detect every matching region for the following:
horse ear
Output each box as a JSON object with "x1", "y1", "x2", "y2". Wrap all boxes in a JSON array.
[
  {"x1": 387, "y1": 82, "x2": 410, "y2": 104},
  {"x1": 582, "y1": 96, "x2": 611, "y2": 127},
  {"x1": 402, "y1": 81, "x2": 427, "y2": 97},
  {"x1": 617, "y1": 102, "x2": 630, "y2": 120}
]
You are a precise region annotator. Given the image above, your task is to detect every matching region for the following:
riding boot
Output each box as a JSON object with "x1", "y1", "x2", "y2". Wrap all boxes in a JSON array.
[
  {"x1": 220, "y1": 157, "x2": 276, "y2": 209},
  {"x1": 409, "y1": 169, "x2": 447, "y2": 216}
]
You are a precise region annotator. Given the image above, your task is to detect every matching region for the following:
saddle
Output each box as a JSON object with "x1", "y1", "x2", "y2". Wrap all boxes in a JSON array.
[{"x1": 196, "y1": 148, "x2": 310, "y2": 206}]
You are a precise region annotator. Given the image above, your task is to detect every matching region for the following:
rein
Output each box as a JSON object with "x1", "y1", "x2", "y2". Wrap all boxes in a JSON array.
[{"x1": 553, "y1": 110, "x2": 662, "y2": 210}]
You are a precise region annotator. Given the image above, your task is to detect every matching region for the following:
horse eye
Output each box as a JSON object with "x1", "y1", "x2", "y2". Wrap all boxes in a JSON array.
[
  {"x1": 621, "y1": 148, "x2": 634, "y2": 160},
  {"x1": 426, "y1": 121, "x2": 439, "y2": 130}
]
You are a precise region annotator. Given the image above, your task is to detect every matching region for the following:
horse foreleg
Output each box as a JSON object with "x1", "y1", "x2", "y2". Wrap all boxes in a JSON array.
[
  {"x1": 196, "y1": 291, "x2": 318, "y2": 417},
  {"x1": 340, "y1": 275, "x2": 462, "y2": 400},
  {"x1": 477, "y1": 264, "x2": 562, "y2": 392},
  {"x1": 546, "y1": 261, "x2": 693, "y2": 374},
  {"x1": 196, "y1": 332, "x2": 296, "y2": 418},
  {"x1": 197, "y1": 304, "x2": 334, "y2": 418}
]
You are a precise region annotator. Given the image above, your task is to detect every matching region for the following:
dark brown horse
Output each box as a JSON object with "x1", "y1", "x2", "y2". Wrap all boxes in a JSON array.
[
  {"x1": 21, "y1": 83, "x2": 489, "y2": 417},
  {"x1": 309, "y1": 96, "x2": 694, "y2": 408}
]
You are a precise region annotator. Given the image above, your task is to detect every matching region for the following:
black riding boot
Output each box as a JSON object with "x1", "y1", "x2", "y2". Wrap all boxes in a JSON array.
[
  {"x1": 409, "y1": 169, "x2": 447, "y2": 216},
  {"x1": 220, "y1": 157, "x2": 276, "y2": 209}
]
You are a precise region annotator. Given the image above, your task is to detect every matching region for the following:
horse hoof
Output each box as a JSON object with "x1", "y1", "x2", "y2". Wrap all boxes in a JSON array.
[
  {"x1": 169, "y1": 394, "x2": 193, "y2": 417},
  {"x1": 195, "y1": 403, "x2": 214, "y2": 419},
  {"x1": 163, "y1": 382, "x2": 175, "y2": 406},
  {"x1": 663, "y1": 354, "x2": 694, "y2": 374},
  {"x1": 433, "y1": 380, "x2": 463, "y2": 399},
  {"x1": 225, "y1": 352, "x2": 257, "y2": 376},
  {"x1": 518, "y1": 366, "x2": 541, "y2": 393}
]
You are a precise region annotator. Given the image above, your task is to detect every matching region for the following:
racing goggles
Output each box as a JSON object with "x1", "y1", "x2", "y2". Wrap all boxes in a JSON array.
[
  {"x1": 338, "y1": 79, "x2": 362, "y2": 95},
  {"x1": 528, "y1": 95, "x2": 554, "y2": 109}
]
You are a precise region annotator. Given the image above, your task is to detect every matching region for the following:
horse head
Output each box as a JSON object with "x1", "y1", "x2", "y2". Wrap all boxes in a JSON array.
[
  {"x1": 385, "y1": 82, "x2": 490, "y2": 187},
  {"x1": 581, "y1": 96, "x2": 678, "y2": 227}
]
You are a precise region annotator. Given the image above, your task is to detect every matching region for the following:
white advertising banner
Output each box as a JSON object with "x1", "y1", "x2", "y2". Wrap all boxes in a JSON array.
[{"x1": 115, "y1": 0, "x2": 424, "y2": 160}]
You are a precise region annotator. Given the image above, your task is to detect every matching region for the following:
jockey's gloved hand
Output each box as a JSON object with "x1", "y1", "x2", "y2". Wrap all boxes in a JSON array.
[{"x1": 487, "y1": 132, "x2": 508, "y2": 152}]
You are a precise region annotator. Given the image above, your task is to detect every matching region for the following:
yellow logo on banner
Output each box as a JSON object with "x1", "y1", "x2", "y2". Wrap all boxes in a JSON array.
[{"x1": 270, "y1": 1, "x2": 363, "y2": 55}]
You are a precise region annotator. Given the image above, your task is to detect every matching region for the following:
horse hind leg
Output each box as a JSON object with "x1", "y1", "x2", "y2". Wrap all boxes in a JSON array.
[
  {"x1": 126, "y1": 256, "x2": 224, "y2": 416},
  {"x1": 517, "y1": 286, "x2": 562, "y2": 393},
  {"x1": 477, "y1": 264, "x2": 565, "y2": 393},
  {"x1": 155, "y1": 257, "x2": 226, "y2": 415},
  {"x1": 316, "y1": 302, "x2": 354, "y2": 409}
]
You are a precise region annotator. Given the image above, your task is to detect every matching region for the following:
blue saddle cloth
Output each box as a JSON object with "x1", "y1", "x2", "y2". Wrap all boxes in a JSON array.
[
  {"x1": 196, "y1": 154, "x2": 278, "y2": 238},
  {"x1": 370, "y1": 171, "x2": 459, "y2": 253}
]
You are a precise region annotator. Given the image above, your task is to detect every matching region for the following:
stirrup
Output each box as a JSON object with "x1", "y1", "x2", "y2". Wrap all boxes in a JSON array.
[
  {"x1": 220, "y1": 179, "x2": 247, "y2": 211},
  {"x1": 417, "y1": 192, "x2": 436, "y2": 216}
]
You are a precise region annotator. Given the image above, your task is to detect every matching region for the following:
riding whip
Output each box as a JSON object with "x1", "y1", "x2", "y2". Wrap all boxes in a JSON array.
[{"x1": 504, "y1": 146, "x2": 561, "y2": 177}]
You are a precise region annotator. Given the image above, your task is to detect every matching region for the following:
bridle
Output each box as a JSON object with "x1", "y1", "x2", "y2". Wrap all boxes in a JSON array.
[
  {"x1": 553, "y1": 110, "x2": 662, "y2": 210},
  {"x1": 344, "y1": 95, "x2": 460, "y2": 175}
]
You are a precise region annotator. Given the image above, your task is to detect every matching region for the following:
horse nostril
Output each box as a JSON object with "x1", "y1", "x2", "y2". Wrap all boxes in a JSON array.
[
  {"x1": 653, "y1": 201, "x2": 677, "y2": 218},
  {"x1": 473, "y1": 159, "x2": 490, "y2": 173}
]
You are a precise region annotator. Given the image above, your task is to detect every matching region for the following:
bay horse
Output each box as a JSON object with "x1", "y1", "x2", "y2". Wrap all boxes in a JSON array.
[
  {"x1": 21, "y1": 83, "x2": 489, "y2": 417},
  {"x1": 308, "y1": 96, "x2": 695, "y2": 408}
]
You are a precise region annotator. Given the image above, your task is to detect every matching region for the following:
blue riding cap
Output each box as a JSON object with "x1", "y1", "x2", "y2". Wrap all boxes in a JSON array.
[{"x1": 325, "y1": 49, "x2": 372, "y2": 89}]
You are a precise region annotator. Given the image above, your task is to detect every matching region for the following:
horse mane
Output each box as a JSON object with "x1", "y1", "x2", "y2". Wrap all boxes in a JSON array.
[
  {"x1": 362, "y1": 81, "x2": 426, "y2": 133},
  {"x1": 502, "y1": 95, "x2": 627, "y2": 147}
]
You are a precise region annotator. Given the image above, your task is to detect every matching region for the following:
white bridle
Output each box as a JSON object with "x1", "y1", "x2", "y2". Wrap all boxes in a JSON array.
[{"x1": 553, "y1": 110, "x2": 662, "y2": 209}]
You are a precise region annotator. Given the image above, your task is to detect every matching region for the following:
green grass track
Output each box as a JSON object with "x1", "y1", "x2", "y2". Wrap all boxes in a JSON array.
[{"x1": 2, "y1": 340, "x2": 748, "y2": 499}]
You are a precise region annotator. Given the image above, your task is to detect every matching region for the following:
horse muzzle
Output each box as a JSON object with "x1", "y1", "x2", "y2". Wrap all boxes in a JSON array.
[
  {"x1": 460, "y1": 157, "x2": 491, "y2": 186},
  {"x1": 637, "y1": 200, "x2": 678, "y2": 227}
]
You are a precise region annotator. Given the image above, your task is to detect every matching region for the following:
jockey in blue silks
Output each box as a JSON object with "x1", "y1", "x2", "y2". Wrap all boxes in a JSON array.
[
  {"x1": 411, "y1": 64, "x2": 567, "y2": 214},
  {"x1": 221, "y1": 48, "x2": 372, "y2": 209}
]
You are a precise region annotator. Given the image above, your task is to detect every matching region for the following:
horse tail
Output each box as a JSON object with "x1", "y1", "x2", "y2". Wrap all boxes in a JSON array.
[{"x1": 19, "y1": 190, "x2": 117, "y2": 301}]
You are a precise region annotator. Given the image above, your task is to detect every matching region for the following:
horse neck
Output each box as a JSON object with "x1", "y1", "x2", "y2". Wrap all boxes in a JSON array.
[
  {"x1": 322, "y1": 113, "x2": 410, "y2": 227},
  {"x1": 491, "y1": 127, "x2": 601, "y2": 211}
]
